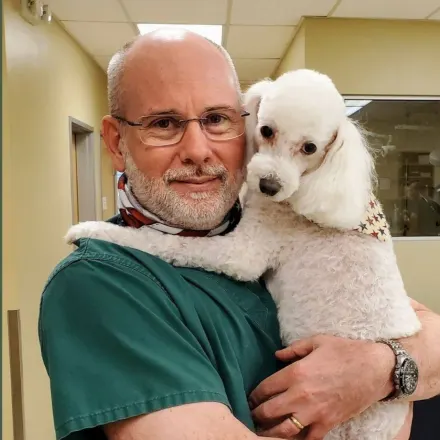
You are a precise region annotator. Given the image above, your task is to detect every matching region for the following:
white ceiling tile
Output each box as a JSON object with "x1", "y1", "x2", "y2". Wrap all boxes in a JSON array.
[
  {"x1": 332, "y1": 0, "x2": 440, "y2": 19},
  {"x1": 227, "y1": 26, "x2": 295, "y2": 58},
  {"x1": 233, "y1": 58, "x2": 279, "y2": 81},
  {"x1": 49, "y1": 0, "x2": 128, "y2": 22},
  {"x1": 230, "y1": 0, "x2": 337, "y2": 25},
  {"x1": 122, "y1": 0, "x2": 228, "y2": 24},
  {"x1": 62, "y1": 22, "x2": 137, "y2": 56}
]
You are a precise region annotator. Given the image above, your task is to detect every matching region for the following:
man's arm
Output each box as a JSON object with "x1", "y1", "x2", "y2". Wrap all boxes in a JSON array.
[
  {"x1": 104, "y1": 402, "x2": 278, "y2": 440},
  {"x1": 66, "y1": 198, "x2": 284, "y2": 282},
  {"x1": 40, "y1": 255, "x2": 267, "y2": 440},
  {"x1": 400, "y1": 300, "x2": 440, "y2": 400}
]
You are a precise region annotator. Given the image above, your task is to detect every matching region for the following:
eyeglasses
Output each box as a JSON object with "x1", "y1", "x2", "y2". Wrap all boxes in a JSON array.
[{"x1": 113, "y1": 109, "x2": 250, "y2": 147}]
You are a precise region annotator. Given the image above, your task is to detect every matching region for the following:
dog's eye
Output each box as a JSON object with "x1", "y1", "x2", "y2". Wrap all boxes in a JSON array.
[
  {"x1": 260, "y1": 125, "x2": 274, "y2": 139},
  {"x1": 302, "y1": 142, "x2": 317, "y2": 155}
]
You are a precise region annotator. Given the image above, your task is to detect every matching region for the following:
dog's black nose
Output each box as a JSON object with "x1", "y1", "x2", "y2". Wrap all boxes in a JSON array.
[{"x1": 259, "y1": 178, "x2": 281, "y2": 196}]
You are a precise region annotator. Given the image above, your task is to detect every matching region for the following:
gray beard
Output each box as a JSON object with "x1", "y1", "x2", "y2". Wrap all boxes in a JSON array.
[{"x1": 123, "y1": 150, "x2": 244, "y2": 230}]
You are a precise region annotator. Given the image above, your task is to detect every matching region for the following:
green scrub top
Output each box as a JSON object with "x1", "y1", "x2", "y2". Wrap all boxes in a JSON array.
[{"x1": 39, "y1": 236, "x2": 283, "y2": 439}]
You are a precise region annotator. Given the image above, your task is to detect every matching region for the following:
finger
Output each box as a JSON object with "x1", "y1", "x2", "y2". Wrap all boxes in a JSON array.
[
  {"x1": 249, "y1": 365, "x2": 297, "y2": 409},
  {"x1": 409, "y1": 298, "x2": 431, "y2": 312},
  {"x1": 252, "y1": 389, "x2": 308, "y2": 424},
  {"x1": 276, "y1": 337, "x2": 319, "y2": 361},
  {"x1": 305, "y1": 425, "x2": 328, "y2": 440},
  {"x1": 256, "y1": 415, "x2": 288, "y2": 431},
  {"x1": 258, "y1": 416, "x2": 304, "y2": 439}
]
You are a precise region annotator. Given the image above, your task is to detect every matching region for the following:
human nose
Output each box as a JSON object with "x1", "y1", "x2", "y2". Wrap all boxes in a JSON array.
[{"x1": 178, "y1": 120, "x2": 213, "y2": 165}]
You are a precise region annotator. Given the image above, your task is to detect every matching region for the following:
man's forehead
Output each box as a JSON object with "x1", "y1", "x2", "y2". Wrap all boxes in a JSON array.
[
  {"x1": 123, "y1": 65, "x2": 237, "y2": 115},
  {"x1": 124, "y1": 33, "x2": 232, "y2": 79},
  {"x1": 127, "y1": 55, "x2": 230, "y2": 83},
  {"x1": 137, "y1": 86, "x2": 239, "y2": 115}
]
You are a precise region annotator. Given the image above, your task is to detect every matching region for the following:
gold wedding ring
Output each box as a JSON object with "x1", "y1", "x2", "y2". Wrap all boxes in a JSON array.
[{"x1": 289, "y1": 415, "x2": 305, "y2": 431}]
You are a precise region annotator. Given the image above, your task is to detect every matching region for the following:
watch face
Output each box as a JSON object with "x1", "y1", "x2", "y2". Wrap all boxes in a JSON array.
[{"x1": 400, "y1": 358, "x2": 419, "y2": 395}]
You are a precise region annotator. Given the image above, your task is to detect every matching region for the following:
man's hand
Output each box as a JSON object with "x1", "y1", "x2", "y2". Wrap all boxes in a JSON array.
[
  {"x1": 394, "y1": 407, "x2": 413, "y2": 440},
  {"x1": 249, "y1": 335, "x2": 396, "y2": 440},
  {"x1": 402, "y1": 299, "x2": 440, "y2": 400},
  {"x1": 249, "y1": 299, "x2": 440, "y2": 439}
]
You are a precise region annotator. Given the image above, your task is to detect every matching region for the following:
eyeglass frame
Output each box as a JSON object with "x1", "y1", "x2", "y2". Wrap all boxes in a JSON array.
[{"x1": 112, "y1": 109, "x2": 250, "y2": 147}]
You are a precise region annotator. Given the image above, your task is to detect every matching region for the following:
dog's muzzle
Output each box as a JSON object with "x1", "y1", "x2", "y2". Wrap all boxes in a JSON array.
[{"x1": 259, "y1": 178, "x2": 282, "y2": 196}]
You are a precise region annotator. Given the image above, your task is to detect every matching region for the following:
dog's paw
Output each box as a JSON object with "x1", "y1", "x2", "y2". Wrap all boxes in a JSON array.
[{"x1": 216, "y1": 262, "x2": 262, "y2": 282}]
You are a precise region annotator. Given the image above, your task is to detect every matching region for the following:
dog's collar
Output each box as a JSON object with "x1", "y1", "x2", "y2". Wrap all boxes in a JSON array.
[{"x1": 353, "y1": 195, "x2": 391, "y2": 242}]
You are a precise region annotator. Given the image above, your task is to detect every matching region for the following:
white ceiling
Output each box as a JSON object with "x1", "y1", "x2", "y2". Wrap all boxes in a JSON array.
[{"x1": 49, "y1": 0, "x2": 440, "y2": 88}]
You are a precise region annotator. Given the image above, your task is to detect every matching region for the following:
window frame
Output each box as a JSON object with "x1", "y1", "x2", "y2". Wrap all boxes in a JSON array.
[{"x1": 344, "y1": 95, "x2": 440, "y2": 241}]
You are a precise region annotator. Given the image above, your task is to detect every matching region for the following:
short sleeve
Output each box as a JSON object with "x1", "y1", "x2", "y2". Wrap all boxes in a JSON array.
[{"x1": 39, "y1": 257, "x2": 230, "y2": 440}]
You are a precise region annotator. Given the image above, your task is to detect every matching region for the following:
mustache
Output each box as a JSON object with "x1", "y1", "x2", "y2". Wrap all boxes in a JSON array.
[{"x1": 164, "y1": 165, "x2": 229, "y2": 183}]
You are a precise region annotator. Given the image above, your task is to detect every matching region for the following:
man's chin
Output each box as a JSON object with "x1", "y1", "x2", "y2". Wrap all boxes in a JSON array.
[
  {"x1": 170, "y1": 185, "x2": 222, "y2": 202},
  {"x1": 186, "y1": 191, "x2": 218, "y2": 201},
  {"x1": 173, "y1": 211, "x2": 226, "y2": 230},
  {"x1": 149, "y1": 182, "x2": 241, "y2": 230},
  {"x1": 169, "y1": 178, "x2": 223, "y2": 196},
  {"x1": 169, "y1": 196, "x2": 232, "y2": 230}
]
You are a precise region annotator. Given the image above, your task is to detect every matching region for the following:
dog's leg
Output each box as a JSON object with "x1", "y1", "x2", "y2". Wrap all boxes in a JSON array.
[
  {"x1": 65, "y1": 196, "x2": 287, "y2": 281},
  {"x1": 133, "y1": 200, "x2": 285, "y2": 281}
]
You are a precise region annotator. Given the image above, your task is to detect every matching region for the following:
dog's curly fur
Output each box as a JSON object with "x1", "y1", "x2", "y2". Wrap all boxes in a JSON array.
[{"x1": 67, "y1": 69, "x2": 421, "y2": 439}]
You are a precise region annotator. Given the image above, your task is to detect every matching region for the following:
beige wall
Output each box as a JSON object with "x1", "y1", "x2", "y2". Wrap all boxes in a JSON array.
[
  {"x1": 394, "y1": 239, "x2": 440, "y2": 310},
  {"x1": 277, "y1": 18, "x2": 440, "y2": 97},
  {"x1": 3, "y1": 3, "x2": 16, "y2": 440},
  {"x1": 276, "y1": 18, "x2": 440, "y2": 312},
  {"x1": 3, "y1": 0, "x2": 113, "y2": 437}
]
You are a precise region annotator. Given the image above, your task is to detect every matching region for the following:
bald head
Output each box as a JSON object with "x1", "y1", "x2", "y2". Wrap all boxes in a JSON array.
[{"x1": 107, "y1": 29, "x2": 241, "y2": 118}]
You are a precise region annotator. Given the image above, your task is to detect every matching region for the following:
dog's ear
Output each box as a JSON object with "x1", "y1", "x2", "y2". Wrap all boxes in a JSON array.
[
  {"x1": 243, "y1": 79, "x2": 273, "y2": 165},
  {"x1": 291, "y1": 119, "x2": 375, "y2": 230}
]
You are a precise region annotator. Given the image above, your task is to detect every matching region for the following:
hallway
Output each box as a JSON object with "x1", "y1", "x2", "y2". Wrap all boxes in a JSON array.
[{"x1": 2, "y1": 1, "x2": 440, "y2": 439}]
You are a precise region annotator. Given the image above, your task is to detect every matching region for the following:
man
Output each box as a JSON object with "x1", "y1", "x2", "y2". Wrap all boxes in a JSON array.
[{"x1": 39, "y1": 30, "x2": 440, "y2": 440}]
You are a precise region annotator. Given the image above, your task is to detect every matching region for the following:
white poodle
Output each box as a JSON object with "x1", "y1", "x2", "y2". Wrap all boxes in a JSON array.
[{"x1": 67, "y1": 69, "x2": 420, "y2": 439}]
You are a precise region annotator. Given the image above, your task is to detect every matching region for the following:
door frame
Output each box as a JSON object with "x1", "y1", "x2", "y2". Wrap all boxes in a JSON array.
[
  {"x1": 114, "y1": 170, "x2": 123, "y2": 216},
  {"x1": 68, "y1": 117, "x2": 97, "y2": 223}
]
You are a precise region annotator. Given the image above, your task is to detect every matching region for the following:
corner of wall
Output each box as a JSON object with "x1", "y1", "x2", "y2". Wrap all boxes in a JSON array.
[
  {"x1": 273, "y1": 18, "x2": 307, "y2": 78},
  {"x1": 302, "y1": 18, "x2": 440, "y2": 96}
]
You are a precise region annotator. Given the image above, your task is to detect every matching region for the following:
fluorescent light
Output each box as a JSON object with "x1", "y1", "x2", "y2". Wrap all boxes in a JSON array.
[
  {"x1": 345, "y1": 99, "x2": 372, "y2": 116},
  {"x1": 346, "y1": 106, "x2": 362, "y2": 116},
  {"x1": 137, "y1": 24, "x2": 223, "y2": 46}
]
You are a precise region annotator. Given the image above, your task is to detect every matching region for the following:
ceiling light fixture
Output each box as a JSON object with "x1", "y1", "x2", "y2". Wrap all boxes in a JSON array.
[
  {"x1": 137, "y1": 24, "x2": 223, "y2": 46},
  {"x1": 344, "y1": 99, "x2": 372, "y2": 117}
]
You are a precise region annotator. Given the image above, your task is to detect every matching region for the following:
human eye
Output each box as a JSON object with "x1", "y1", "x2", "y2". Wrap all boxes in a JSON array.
[
  {"x1": 204, "y1": 112, "x2": 229, "y2": 126},
  {"x1": 144, "y1": 116, "x2": 179, "y2": 130}
]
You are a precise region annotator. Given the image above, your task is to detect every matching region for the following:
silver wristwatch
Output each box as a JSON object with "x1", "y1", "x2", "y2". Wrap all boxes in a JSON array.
[{"x1": 376, "y1": 338, "x2": 419, "y2": 400}]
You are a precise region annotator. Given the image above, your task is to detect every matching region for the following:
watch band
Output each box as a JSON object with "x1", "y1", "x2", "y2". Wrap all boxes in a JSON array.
[{"x1": 376, "y1": 338, "x2": 417, "y2": 401}]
